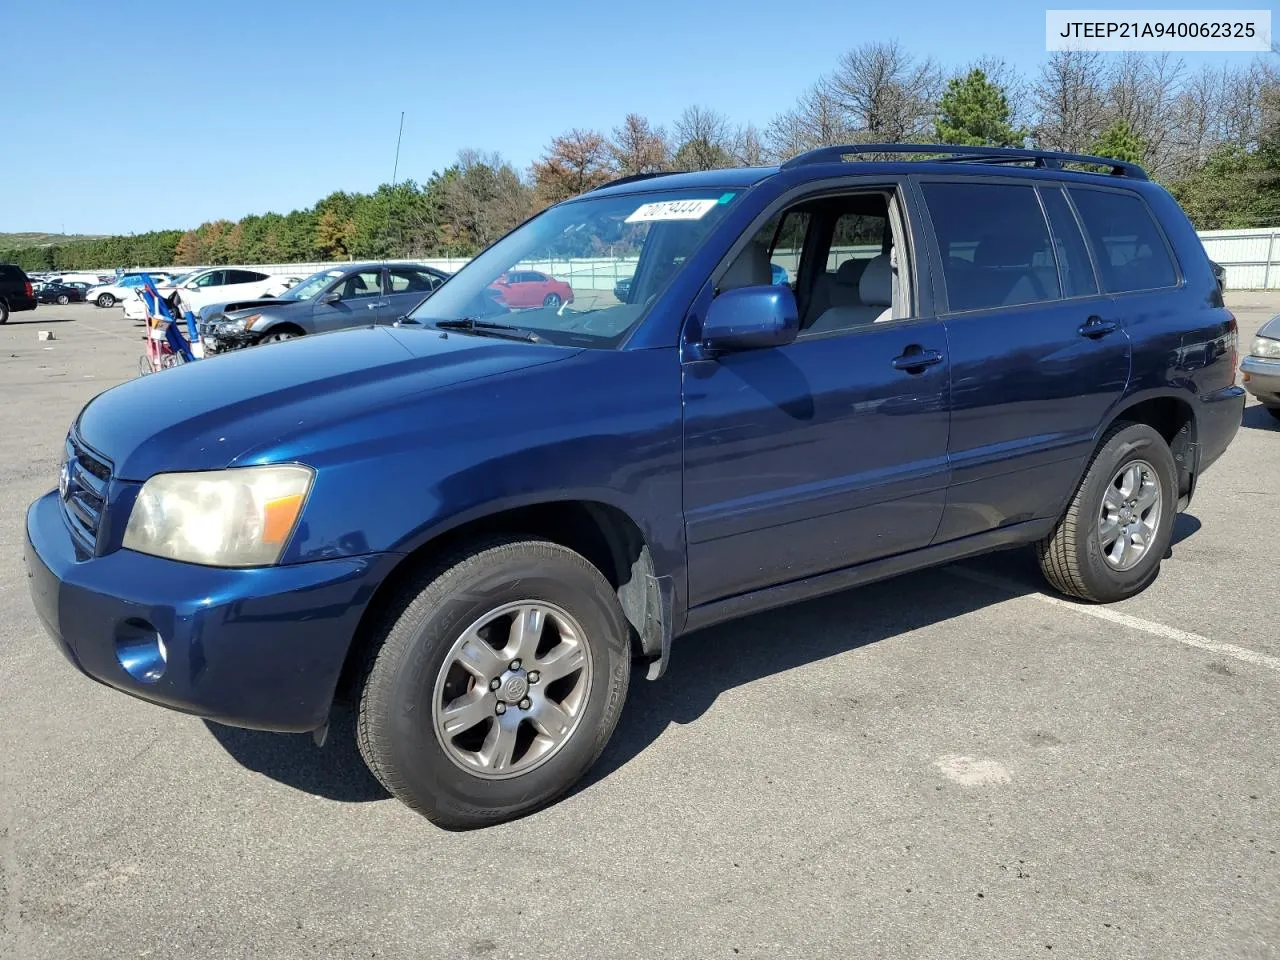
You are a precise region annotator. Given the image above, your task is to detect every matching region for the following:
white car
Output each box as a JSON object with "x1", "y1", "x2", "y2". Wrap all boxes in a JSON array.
[
  {"x1": 167, "y1": 268, "x2": 287, "y2": 315},
  {"x1": 84, "y1": 273, "x2": 174, "y2": 308}
]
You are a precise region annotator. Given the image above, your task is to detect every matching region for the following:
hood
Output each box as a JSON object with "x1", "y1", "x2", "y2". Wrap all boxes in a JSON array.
[
  {"x1": 207, "y1": 297, "x2": 298, "y2": 318},
  {"x1": 76, "y1": 326, "x2": 578, "y2": 480},
  {"x1": 1258, "y1": 314, "x2": 1280, "y2": 341}
]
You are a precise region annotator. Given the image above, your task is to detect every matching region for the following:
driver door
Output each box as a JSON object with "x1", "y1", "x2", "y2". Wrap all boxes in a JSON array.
[{"x1": 312, "y1": 268, "x2": 388, "y2": 332}]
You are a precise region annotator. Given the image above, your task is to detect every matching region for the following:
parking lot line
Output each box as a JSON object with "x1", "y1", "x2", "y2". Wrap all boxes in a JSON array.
[{"x1": 947, "y1": 566, "x2": 1280, "y2": 674}]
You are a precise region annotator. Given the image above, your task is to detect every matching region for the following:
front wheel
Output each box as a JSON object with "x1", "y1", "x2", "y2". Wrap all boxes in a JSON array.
[
  {"x1": 96, "y1": 293, "x2": 115, "y2": 307},
  {"x1": 356, "y1": 539, "x2": 631, "y2": 829},
  {"x1": 543, "y1": 293, "x2": 562, "y2": 308},
  {"x1": 259, "y1": 330, "x2": 298, "y2": 344},
  {"x1": 1037, "y1": 422, "x2": 1177, "y2": 603},
  {"x1": 0, "y1": 301, "x2": 9, "y2": 324}
]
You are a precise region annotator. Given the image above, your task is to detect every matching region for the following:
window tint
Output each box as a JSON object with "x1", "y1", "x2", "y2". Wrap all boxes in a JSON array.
[
  {"x1": 389, "y1": 269, "x2": 439, "y2": 293},
  {"x1": 922, "y1": 182, "x2": 1061, "y2": 312},
  {"x1": 1039, "y1": 187, "x2": 1098, "y2": 298},
  {"x1": 336, "y1": 270, "x2": 382, "y2": 299},
  {"x1": 195, "y1": 271, "x2": 223, "y2": 287},
  {"x1": 827, "y1": 212, "x2": 886, "y2": 273},
  {"x1": 1068, "y1": 188, "x2": 1177, "y2": 293}
]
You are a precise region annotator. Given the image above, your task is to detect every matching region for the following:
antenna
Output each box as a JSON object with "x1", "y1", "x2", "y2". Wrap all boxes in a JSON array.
[{"x1": 391, "y1": 111, "x2": 405, "y2": 188}]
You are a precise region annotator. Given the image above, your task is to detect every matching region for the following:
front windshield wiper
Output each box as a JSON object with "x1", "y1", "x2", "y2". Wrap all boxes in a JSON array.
[{"x1": 432, "y1": 317, "x2": 546, "y2": 343}]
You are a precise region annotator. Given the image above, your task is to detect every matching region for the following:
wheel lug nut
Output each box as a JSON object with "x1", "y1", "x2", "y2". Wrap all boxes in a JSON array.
[
  {"x1": 495, "y1": 702, "x2": 507, "y2": 715},
  {"x1": 510, "y1": 659, "x2": 522, "y2": 670},
  {"x1": 527, "y1": 671, "x2": 540, "y2": 684},
  {"x1": 519, "y1": 698, "x2": 532, "y2": 710},
  {"x1": 489, "y1": 678, "x2": 501, "y2": 691}
]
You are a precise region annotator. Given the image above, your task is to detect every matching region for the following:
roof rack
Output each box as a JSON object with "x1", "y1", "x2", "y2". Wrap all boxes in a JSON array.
[
  {"x1": 592, "y1": 171, "x2": 682, "y2": 191},
  {"x1": 779, "y1": 143, "x2": 1147, "y2": 180}
]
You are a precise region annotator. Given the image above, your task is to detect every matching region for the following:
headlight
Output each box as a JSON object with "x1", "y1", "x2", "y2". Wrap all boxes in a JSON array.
[
  {"x1": 123, "y1": 465, "x2": 314, "y2": 567},
  {"x1": 218, "y1": 317, "x2": 247, "y2": 333},
  {"x1": 1252, "y1": 335, "x2": 1280, "y2": 359}
]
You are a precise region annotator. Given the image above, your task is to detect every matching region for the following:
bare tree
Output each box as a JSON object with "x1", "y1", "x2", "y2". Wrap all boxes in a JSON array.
[
  {"x1": 609, "y1": 113, "x2": 670, "y2": 176},
  {"x1": 731, "y1": 123, "x2": 766, "y2": 166},
  {"x1": 1102, "y1": 53, "x2": 1185, "y2": 176},
  {"x1": 673, "y1": 105, "x2": 735, "y2": 170},
  {"x1": 765, "y1": 80, "x2": 850, "y2": 161},
  {"x1": 443, "y1": 149, "x2": 532, "y2": 250},
  {"x1": 1032, "y1": 50, "x2": 1108, "y2": 153},
  {"x1": 827, "y1": 40, "x2": 943, "y2": 141}
]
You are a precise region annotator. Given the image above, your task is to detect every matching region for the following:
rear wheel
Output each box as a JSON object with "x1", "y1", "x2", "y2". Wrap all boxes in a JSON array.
[
  {"x1": 1037, "y1": 422, "x2": 1177, "y2": 603},
  {"x1": 543, "y1": 293, "x2": 562, "y2": 308},
  {"x1": 96, "y1": 293, "x2": 115, "y2": 307},
  {"x1": 56, "y1": 294, "x2": 69, "y2": 305},
  {"x1": 356, "y1": 538, "x2": 631, "y2": 829},
  {"x1": 0, "y1": 301, "x2": 8, "y2": 324}
]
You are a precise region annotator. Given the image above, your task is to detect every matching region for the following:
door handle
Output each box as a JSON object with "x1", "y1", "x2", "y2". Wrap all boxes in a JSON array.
[
  {"x1": 892, "y1": 347, "x2": 944, "y2": 372},
  {"x1": 1078, "y1": 315, "x2": 1118, "y2": 338}
]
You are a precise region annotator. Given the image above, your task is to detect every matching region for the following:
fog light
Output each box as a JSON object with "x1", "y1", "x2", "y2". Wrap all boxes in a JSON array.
[{"x1": 114, "y1": 619, "x2": 168, "y2": 683}]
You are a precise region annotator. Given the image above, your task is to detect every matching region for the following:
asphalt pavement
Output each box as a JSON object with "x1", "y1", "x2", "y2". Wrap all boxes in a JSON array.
[{"x1": 1, "y1": 297, "x2": 1276, "y2": 960}]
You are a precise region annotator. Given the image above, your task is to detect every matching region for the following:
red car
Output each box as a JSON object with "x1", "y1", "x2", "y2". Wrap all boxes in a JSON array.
[{"x1": 489, "y1": 270, "x2": 574, "y2": 308}]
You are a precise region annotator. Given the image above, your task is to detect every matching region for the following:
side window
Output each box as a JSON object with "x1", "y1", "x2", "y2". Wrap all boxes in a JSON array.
[
  {"x1": 1068, "y1": 188, "x2": 1178, "y2": 293},
  {"x1": 337, "y1": 270, "x2": 382, "y2": 299},
  {"x1": 1039, "y1": 187, "x2": 1098, "y2": 298},
  {"x1": 389, "y1": 269, "x2": 438, "y2": 293},
  {"x1": 195, "y1": 271, "x2": 222, "y2": 287},
  {"x1": 767, "y1": 210, "x2": 809, "y2": 287},
  {"x1": 827, "y1": 213, "x2": 886, "y2": 273},
  {"x1": 922, "y1": 182, "x2": 1061, "y2": 313}
]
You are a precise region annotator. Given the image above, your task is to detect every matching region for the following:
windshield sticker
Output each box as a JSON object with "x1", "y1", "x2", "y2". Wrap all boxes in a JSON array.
[
  {"x1": 625, "y1": 199, "x2": 720, "y2": 223},
  {"x1": 718, "y1": 192, "x2": 736, "y2": 204}
]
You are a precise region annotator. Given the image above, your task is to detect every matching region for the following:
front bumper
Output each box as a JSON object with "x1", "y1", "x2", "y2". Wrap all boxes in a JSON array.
[
  {"x1": 24, "y1": 490, "x2": 398, "y2": 732},
  {"x1": 1241, "y1": 356, "x2": 1280, "y2": 406}
]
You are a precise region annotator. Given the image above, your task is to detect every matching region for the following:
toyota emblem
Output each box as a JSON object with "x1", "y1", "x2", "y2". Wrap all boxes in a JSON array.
[{"x1": 58, "y1": 460, "x2": 71, "y2": 500}]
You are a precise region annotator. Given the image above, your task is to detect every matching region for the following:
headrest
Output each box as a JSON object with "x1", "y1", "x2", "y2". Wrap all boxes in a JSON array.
[
  {"x1": 720, "y1": 242, "x2": 773, "y2": 291},
  {"x1": 836, "y1": 258, "x2": 869, "y2": 285},
  {"x1": 858, "y1": 253, "x2": 893, "y2": 307},
  {"x1": 974, "y1": 234, "x2": 1036, "y2": 268}
]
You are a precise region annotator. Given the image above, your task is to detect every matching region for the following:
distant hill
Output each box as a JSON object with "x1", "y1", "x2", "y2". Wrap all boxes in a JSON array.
[{"x1": 0, "y1": 232, "x2": 106, "y2": 247}]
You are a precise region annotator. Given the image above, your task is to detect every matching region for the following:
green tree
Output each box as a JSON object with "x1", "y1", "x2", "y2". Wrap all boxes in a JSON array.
[
  {"x1": 934, "y1": 69, "x2": 1025, "y2": 147},
  {"x1": 1090, "y1": 119, "x2": 1146, "y2": 165}
]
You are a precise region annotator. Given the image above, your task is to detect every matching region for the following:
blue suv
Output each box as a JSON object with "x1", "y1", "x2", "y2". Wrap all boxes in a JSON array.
[{"x1": 25, "y1": 145, "x2": 1244, "y2": 828}]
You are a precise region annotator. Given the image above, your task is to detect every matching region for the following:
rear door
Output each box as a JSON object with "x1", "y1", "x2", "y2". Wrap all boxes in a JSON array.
[
  {"x1": 384, "y1": 267, "x2": 443, "y2": 321},
  {"x1": 917, "y1": 177, "x2": 1131, "y2": 543}
]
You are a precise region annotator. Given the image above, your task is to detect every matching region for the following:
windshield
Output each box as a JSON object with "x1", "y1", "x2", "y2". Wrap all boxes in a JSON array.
[
  {"x1": 281, "y1": 269, "x2": 344, "y2": 301},
  {"x1": 408, "y1": 188, "x2": 742, "y2": 348}
]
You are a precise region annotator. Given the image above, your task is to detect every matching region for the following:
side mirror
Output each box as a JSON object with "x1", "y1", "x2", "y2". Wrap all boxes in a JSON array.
[
  {"x1": 700, "y1": 285, "x2": 799, "y2": 353},
  {"x1": 321, "y1": 291, "x2": 342, "y2": 304}
]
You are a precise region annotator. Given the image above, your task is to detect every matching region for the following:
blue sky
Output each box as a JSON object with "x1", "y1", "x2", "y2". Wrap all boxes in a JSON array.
[{"x1": 0, "y1": 0, "x2": 1263, "y2": 235}]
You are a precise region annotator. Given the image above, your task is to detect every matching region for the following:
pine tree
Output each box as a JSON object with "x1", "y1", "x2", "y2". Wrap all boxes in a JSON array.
[{"x1": 934, "y1": 69, "x2": 1025, "y2": 147}]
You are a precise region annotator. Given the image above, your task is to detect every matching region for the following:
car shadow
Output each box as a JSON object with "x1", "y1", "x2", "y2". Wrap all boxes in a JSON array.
[
  {"x1": 1241, "y1": 403, "x2": 1280, "y2": 431},
  {"x1": 7, "y1": 316, "x2": 77, "y2": 323},
  {"x1": 578, "y1": 553, "x2": 1042, "y2": 792},
  {"x1": 203, "y1": 705, "x2": 389, "y2": 803}
]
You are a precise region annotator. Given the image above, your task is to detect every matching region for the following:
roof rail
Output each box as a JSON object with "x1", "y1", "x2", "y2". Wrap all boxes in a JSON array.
[
  {"x1": 592, "y1": 171, "x2": 682, "y2": 191},
  {"x1": 779, "y1": 143, "x2": 1147, "y2": 180}
]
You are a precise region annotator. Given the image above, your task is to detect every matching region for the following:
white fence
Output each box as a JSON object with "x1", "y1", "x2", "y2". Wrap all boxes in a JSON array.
[
  {"x1": 1198, "y1": 228, "x2": 1280, "y2": 290},
  {"x1": 127, "y1": 227, "x2": 1280, "y2": 293}
]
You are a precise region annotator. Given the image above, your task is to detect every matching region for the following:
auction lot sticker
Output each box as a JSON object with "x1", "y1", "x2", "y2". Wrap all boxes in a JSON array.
[
  {"x1": 1046, "y1": 9, "x2": 1271, "y2": 51},
  {"x1": 626, "y1": 199, "x2": 720, "y2": 223}
]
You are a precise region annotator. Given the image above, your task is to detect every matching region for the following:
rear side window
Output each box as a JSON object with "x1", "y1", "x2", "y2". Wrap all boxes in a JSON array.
[
  {"x1": 1039, "y1": 187, "x2": 1098, "y2": 298},
  {"x1": 1068, "y1": 188, "x2": 1178, "y2": 293},
  {"x1": 922, "y1": 182, "x2": 1061, "y2": 313},
  {"x1": 0, "y1": 265, "x2": 25, "y2": 282}
]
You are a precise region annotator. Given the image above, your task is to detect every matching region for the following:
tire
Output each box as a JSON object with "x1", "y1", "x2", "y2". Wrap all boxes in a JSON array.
[
  {"x1": 260, "y1": 330, "x2": 298, "y2": 344},
  {"x1": 0, "y1": 301, "x2": 8, "y2": 324},
  {"x1": 543, "y1": 293, "x2": 562, "y2": 308},
  {"x1": 1267, "y1": 406, "x2": 1280, "y2": 422},
  {"x1": 57, "y1": 294, "x2": 69, "y2": 305},
  {"x1": 356, "y1": 538, "x2": 631, "y2": 829},
  {"x1": 96, "y1": 293, "x2": 115, "y2": 307},
  {"x1": 1037, "y1": 421, "x2": 1178, "y2": 603}
]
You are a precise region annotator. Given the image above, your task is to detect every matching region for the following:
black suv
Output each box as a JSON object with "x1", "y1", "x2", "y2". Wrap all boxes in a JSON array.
[{"x1": 0, "y1": 264, "x2": 37, "y2": 322}]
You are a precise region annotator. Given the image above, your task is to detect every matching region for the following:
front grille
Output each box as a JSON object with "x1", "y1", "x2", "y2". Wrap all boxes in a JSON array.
[{"x1": 62, "y1": 433, "x2": 113, "y2": 556}]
